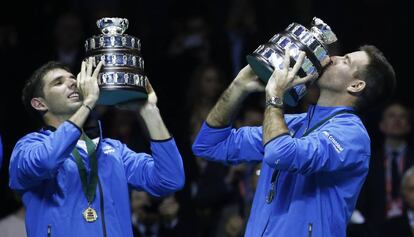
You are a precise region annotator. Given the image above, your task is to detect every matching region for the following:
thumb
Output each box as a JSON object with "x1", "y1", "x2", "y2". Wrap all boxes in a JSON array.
[
  {"x1": 293, "y1": 73, "x2": 318, "y2": 86},
  {"x1": 145, "y1": 78, "x2": 155, "y2": 95}
]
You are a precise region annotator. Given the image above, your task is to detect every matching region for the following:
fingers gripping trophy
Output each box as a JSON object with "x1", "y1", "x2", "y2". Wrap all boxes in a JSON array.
[
  {"x1": 246, "y1": 17, "x2": 337, "y2": 107},
  {"x1": 84, "y1": 17, "x2": 148, "y2": 105}
]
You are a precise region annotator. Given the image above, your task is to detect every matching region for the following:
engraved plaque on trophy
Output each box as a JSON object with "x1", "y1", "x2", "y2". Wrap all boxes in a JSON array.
[
  {"x1": 85, "y1": 17, "x2": 147, "y2": 105},
  {"x1": 246, "y1": 17, "x2": 337, "y2": 106}
]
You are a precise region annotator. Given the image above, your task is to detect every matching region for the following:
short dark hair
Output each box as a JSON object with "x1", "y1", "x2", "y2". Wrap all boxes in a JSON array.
[
  {"x1": 22, "y1": 61, "x2": 71, "y2": 121},
  {"x1": 354, "y1": 45, "x2": 396, "y2": 111}
]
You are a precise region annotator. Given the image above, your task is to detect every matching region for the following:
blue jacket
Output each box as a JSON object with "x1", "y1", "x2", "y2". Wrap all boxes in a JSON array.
[
  {"x1": 192, "y1": 105, "x2": 370, "y2": 237},
  {"x1": 9, "y1": 121, "x2": 185, "y2": 237}
]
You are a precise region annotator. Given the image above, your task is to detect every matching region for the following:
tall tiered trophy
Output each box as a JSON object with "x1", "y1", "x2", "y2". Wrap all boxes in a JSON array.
[
  {"x1": 246, "y1": 17, "x2": 337, "y2": 106},
  {"x1": 84, "y1": 17, "x2": 147, "y2": 105}
]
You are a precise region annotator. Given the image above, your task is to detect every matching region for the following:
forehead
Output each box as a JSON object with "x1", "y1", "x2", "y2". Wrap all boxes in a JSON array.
[{"x1": 43, "y1": 68, "x2": 73, "y2": 84}]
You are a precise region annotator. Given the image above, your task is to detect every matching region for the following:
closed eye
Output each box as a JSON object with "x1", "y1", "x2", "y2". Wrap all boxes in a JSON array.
[{"x1": 54, "y1": 79, "x2": 63, "y2": 86}]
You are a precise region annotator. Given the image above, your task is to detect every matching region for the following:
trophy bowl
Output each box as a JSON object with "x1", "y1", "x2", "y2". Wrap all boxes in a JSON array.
[
  {"x1": 85, "y1": 17, "x2": 148, "y2": 105},
  {"x1": 246, "y1": 17, "x2": 337, "y2": 106}
]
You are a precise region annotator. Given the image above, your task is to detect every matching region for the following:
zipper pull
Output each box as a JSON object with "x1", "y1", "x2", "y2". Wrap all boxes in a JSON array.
[
  {"x1": 47, "y1": 225, "x2": 51, "y2": 237},
  {"x1": 308, "y1": 223, "x2": 313, "y2": 237},
  {"x1": 266, "y1": 182, "x2": 275, "y2": 204},
  {"x1": 266, "y1": 189, "x2": 274, "y2": 204}
]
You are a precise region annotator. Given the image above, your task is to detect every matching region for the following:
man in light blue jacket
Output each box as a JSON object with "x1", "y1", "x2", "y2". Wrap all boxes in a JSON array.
[
  {"x1": 192, "y1": 46, "x2": 396, "y2": 236},
  {"x1": 9, "y1": 59, "x2": 185, "y2": 237}
]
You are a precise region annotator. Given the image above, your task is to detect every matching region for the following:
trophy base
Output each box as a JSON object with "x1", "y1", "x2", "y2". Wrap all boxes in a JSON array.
[
  {"x1": 246, "y1": 54, "x2": 302, "y2": 107},
  {"x1": 97, "y1": 89, "x2": 148, "y2": 105}
]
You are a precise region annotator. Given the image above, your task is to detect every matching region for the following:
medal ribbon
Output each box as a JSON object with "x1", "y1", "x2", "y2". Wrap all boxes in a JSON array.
[{"x1": 72, "y1": 133, "x2": 98, "y2": 205}]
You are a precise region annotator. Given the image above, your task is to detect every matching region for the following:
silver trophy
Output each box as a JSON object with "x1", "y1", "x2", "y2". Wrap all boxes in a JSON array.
[
  {"x1": 246, "y1": 17, "x2": 337, "y2": 106},
  {"x1": 85, "y1": 17, "x2": 147, "y2": 105}
]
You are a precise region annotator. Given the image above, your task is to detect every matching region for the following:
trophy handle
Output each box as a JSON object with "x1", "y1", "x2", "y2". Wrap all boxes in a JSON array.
[{"x1": 310, "y1": 17, "x2": 337, "y2": 45}]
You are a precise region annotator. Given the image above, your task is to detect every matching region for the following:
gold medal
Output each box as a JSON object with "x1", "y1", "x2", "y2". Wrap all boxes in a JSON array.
[{"x1": 83, "y1": 206, "x2": 98, "y2": 222}]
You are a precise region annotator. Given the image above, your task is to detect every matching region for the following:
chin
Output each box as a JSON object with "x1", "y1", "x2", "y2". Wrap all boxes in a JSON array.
[{"x1": 69, "y1": 102, "x2": 82, "y2": 111}]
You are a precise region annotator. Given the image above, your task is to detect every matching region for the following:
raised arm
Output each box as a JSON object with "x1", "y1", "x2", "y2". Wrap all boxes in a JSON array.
[
  {"x1": 192, "y1": 65, "x2": 266, "y2": 164},
  {"x1": 192, "y1": 123, "x2": 264, "y2": 164},
  {"x1": 263, "y1": 50, "x2": 315, "y2": 144},
  {"x1": 117, "y1": 80, "x2": 184, "y2": 196},
  {"x1": 206, "y1": 65, "x2": 264, "y2": 127},
  {"x1": 120, "y1": 139, "x2": 184, "y2": 197}
]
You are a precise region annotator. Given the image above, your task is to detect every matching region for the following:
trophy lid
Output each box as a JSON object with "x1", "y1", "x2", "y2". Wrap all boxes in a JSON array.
[
  {"x1": 97, "y1": 17, "x2": 129, "y2": 35},
  {"x1": 310, "y1": 17, "x2": 337, "y2": 45}
]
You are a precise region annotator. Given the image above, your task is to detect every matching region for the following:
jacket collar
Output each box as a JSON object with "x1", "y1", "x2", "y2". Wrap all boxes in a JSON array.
[
  {"x1": 305, "y1": 104, "x2": 355, "y2": 129},
  {"x1": 41, "y1": 116, "x2": 103, "y2": 140}
]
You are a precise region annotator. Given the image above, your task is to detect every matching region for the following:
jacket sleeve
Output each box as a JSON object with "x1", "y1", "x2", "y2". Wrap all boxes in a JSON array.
[
  {"x1": 192, "y1": 122, "x2": 264, "y2": 164},
  {"x1": 263, "y1": 117, "x2": 370, "y2": 175},
  {"x1": 9, "y1": 121, "x2": 81, "y2": 191},
  {"x1": 120, "y1": 138, "x2": 185, "y2": 197}
]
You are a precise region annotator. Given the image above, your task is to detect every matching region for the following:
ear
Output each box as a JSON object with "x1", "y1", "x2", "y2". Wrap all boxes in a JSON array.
[
  {"x1": 347, "y1": 79, "x2": 366, "y2": 94},
  {"x1": 30, "y1": 97, "x2": 48, "y2": 112}
]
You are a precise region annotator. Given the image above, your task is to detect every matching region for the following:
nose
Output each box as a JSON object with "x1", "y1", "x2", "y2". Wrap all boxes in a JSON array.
[
  {"x1": 330, "y1": 56, "x2": 344, "y2": 65},
  {"x1": 68, "y1": 77, "x2": 77, "y2": 89}
]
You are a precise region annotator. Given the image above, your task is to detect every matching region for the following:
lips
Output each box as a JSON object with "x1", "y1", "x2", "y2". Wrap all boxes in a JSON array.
[{"x1": 68, "y1": 92, "x2": 80, "y2": 99}]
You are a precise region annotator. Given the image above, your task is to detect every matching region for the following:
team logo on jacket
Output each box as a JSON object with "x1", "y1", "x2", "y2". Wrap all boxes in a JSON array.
[
  {"x1": 103, "y1": 145, "x2": 115, "y2": 154},
  {"x1": 322, "y1": 131, "x2": 344, "y2": 153}
]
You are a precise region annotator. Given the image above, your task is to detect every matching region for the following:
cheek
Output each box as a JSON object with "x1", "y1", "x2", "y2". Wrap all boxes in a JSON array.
[
  {"x1": 46, "y1": 92, "x2": 68, "y2": 109},
  {"x1": 325, "y1": 64, "x2": 350, "y2": 78},
  {"x1": 48, "y1": 92, "x2": 65, "y2": 103}
]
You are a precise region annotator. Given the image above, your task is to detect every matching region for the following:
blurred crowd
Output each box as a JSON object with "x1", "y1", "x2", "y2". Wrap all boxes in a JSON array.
[{"x1": 0, "y1": 0, "x2": 412, "y2": 236}]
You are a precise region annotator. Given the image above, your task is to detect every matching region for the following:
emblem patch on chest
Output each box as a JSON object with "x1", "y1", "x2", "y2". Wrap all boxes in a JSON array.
[{"x1": 322, "y1": 131, "x2": 344, "y2": 153}]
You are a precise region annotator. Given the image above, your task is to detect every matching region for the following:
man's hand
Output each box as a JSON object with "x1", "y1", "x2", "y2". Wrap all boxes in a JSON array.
[
  {"x1": 262, "y1": 50, "x2": 316, "y2": 145},
  {"x1": 265, "y1": 50, "x2": 316, "y2": 98},
  {"x1": 233, "y1": 65, "x2": 265, "y2": 94},
  {"x1": 77, "y1": 57, "x2": 103, "y2": 109},
  {"x1": 116, "y1": 78, "x2": 158, "y2": 113},
  {"x1": 139, "y1": 79, "x2": 158, "y2": 114},
  {"x1": 68, "y1": 58, "x2": 103, "y2": 128}
]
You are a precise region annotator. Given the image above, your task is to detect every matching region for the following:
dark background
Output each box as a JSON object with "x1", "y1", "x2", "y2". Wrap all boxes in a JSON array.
[{"x1": 0, "y1": 0, "x2": 412, "y2": 224}]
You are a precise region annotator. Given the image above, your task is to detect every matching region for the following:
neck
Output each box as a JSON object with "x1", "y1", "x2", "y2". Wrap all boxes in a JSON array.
[
  {"x1": 385, "y1": 137, "x2": 406, "y2": 150},
  {"x1": 44, "y1": 113, "x2": 72, "y2": 128},
  {"x1": 317, "y1": 89, "x2": 355, "y2": 107}
]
